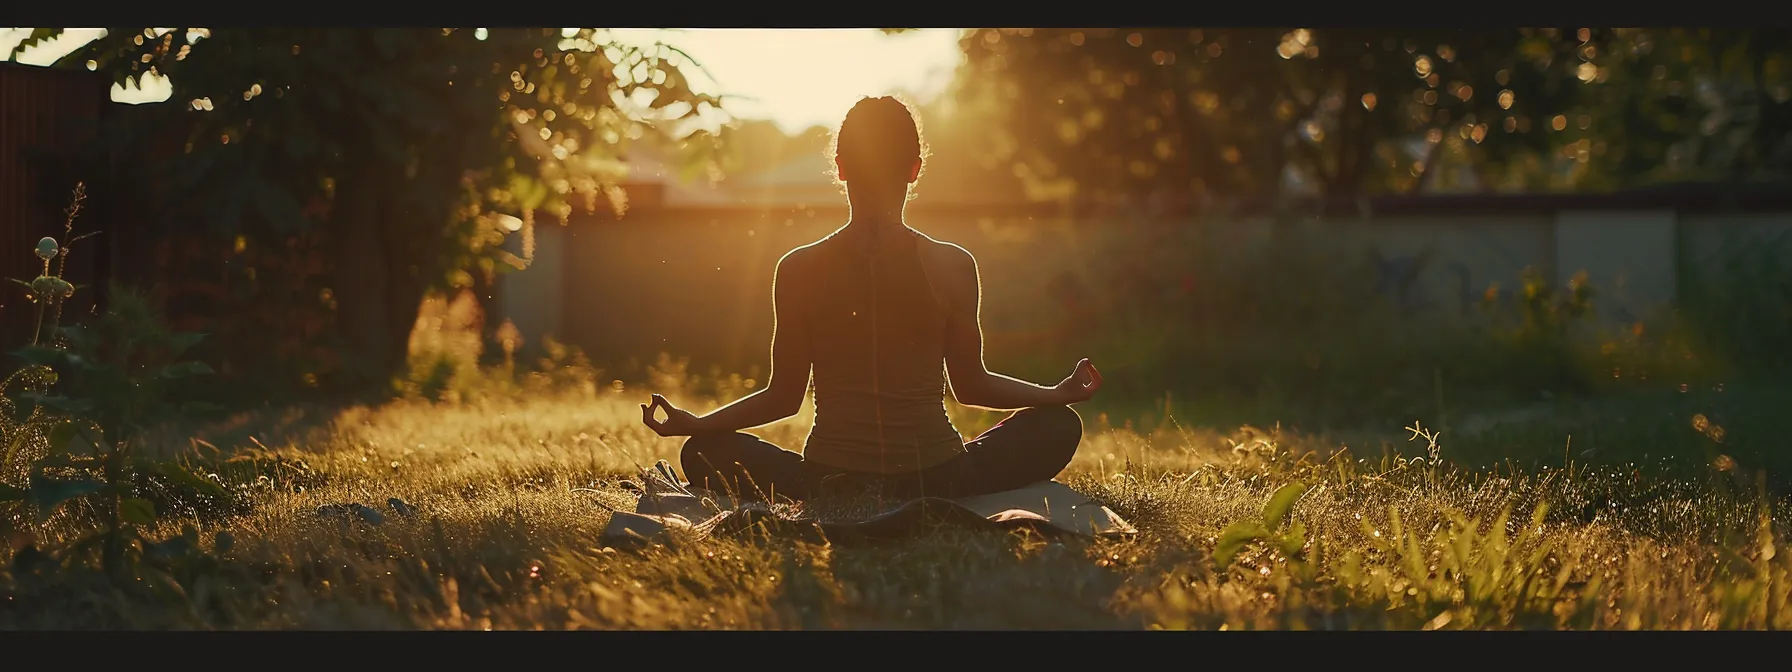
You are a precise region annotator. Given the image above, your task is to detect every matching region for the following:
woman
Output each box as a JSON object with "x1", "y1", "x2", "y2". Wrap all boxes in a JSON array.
[{"x1": 641, "y1": 95, "x2": 1101, "y2": 502}]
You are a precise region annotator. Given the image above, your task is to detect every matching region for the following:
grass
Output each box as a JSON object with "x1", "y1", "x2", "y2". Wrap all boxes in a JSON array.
[{"x1": 1, "y1": 369, "x2": 1787, "y2": 630}]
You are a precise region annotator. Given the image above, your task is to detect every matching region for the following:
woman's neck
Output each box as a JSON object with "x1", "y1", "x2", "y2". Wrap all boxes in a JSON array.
[{"x1": 844, "y1": 185, "x2": 908, "y2": 232}]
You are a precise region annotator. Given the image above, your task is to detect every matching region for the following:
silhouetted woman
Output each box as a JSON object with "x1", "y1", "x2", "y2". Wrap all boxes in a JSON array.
[{"x1": 640, "y1": 95, "x2": 1102, "y2": 501}]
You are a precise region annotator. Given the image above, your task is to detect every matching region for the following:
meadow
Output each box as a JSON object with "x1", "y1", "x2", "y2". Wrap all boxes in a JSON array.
[{"x1": 1, "y1": 354, "x2": 1786, "y2": 630}]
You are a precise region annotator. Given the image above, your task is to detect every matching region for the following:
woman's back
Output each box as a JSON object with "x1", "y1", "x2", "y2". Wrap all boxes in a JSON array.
[{"x1": 800, "y1": 226, "x2": 965, "y2": 473}]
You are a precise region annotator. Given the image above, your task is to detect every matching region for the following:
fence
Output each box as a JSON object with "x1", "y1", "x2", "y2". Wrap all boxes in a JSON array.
[{"x1": 494, "y1": 185, "x2": 1792, "y2": 376}]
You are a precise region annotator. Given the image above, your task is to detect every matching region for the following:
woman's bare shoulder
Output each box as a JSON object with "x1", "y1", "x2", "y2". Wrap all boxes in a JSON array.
[
  {"x1": 913, "y1": 231, "x2": 977, "y2": 270},
  {"x1": 777, "y1": 236, "x2": 833, "y2": 274}
]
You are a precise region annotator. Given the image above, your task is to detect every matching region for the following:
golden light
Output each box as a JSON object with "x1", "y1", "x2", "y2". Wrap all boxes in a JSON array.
[{"x1": 610, "y1": 29, "x2": 964, "y2": 134}]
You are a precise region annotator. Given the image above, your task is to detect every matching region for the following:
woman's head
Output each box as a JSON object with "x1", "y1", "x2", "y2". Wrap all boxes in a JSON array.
[{"x1": 831, "y1": 95, "x2": 929, "y2": 197}]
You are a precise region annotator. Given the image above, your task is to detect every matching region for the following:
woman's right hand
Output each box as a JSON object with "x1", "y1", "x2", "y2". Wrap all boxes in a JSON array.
[
  {"x1": 1053, "y1": 358, "x2": 1103, "y2": 404},
  {"x1": 641, "y1": 394, "x2": 704, "y2": 437}
]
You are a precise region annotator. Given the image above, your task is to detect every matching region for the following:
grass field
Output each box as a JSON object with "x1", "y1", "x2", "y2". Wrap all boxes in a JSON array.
[{"x1": 3, "y1": 369, "x2": 1787, "y2": 631}]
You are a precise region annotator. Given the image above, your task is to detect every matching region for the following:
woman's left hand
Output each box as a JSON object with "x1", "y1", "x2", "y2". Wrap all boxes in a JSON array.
[
  {"x1": 1053, "y1": 358, "x2": 1103, "y2": 404},
  {"x1": 641, "y1": 394, "x2": 704, "y2": 437}
]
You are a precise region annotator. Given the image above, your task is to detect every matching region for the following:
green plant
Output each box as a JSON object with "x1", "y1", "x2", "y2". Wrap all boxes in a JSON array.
[
  {"x1": 1213, "y1": 480, "x2": 1311, "y2": 569},
  {"x1": 8, "y1": 182, "x2": 96, "y2": 347},
  {"x1": 7, "y1": 286, "x2": 225, "y2": 580}
]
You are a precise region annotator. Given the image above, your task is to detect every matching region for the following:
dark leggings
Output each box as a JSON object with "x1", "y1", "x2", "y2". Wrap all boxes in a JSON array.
[{"x1": 679, "y1": 405, "x2": 1084, "y2": 502}]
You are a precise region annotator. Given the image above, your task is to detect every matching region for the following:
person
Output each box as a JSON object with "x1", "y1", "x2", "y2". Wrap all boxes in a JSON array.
[{"x1": 640, "y1": 95, "x2": 1101, "y2": 503}]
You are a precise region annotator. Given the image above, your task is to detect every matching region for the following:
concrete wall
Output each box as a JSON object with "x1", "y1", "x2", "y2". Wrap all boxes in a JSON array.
[
  {"x1": 494, "y1": 204, "x2": 1792, "y2": 373},
  {"x1": 1680, "y1": 212, "x2": 1792, "y2": 271}
]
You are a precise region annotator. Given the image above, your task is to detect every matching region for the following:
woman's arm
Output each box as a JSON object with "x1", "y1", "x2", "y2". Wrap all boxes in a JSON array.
[
  {"x1": 685, "y1": 250, "x2": 813, "y2": 434},
  {"x1": 939, "y1": 245, "x2": 1100, "y2": 410}
]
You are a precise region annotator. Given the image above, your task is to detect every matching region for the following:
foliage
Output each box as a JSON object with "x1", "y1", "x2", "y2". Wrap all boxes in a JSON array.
[
  {"x1": 399, "y1": 289, "x2": 604, "y2": 404},
  {"x1": 24, "y1": 27, "x2": 727, "y2": 390},
  {"x1": 7, "y1": 286, "x2": 224, "y2": 578},
  {"x1": 953, "y1": 28, "x2": 1792, "y2": 210},
  {"x1": 0, "y1": 181, "x2": 230, "y2": 583},
  {"x1": 1212, "y1": 481, "x2": 1309, "y2": 569},
  {"x1": 6, "y1": 183, "x2": 95, "y2": 348}
]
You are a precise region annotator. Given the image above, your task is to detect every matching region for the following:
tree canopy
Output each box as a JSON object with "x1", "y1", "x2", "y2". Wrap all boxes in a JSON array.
[
  {"x1": 14, "y1": 28, "x2": 726, "y2": 390},
  {"x1": 949, "y1": 28, "x2": 1792, "y2": 212}
]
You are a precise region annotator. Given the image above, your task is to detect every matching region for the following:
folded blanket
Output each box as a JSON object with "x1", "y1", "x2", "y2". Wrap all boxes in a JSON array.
[{"x1": 596, "y1": 460, "x2": 1137, "y2": 546}]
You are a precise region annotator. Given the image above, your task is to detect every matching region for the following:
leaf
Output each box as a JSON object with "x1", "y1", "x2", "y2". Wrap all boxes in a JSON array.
[
  {"x1": 1261, "y1": 481, "x2": 1310, "y2": 531},
  {"x1": 1213, "y1": 520, "x2": 1270, "y2": 569},
  {"x1": 144, "y1": 534, "x2": 193, "y2": 562},
  {"x1": 1277, "y1": 520, "x2": 1309, "y2": 556},
  {"x1": 59, "y1": 325, "x2": 95, "y2": 352},
  {"x1": 147, "y1": 461, "x2": 226, "y2": 497},
  {"x1": 34, "y1": 452, "x2": 101, "y2": 470},
  {"x1": 0, "y1": 483, "x2": 26, "y2": 502},
  {"x1": 165, "y1": 332, "x2": 207, "y2": 356},
  {"x1": 21, "y1": 393, "x2": 94, "y2": 414},
  {"x1": 12, "y1": 346, "x2": 66, "y2": 367},
  {"x1": 47, "y1": 419, "x2": 100, "y2": 453},
  {"x1": 27, "y1": 477, "x2": 105, "y2": 521},
  {"x1": 158, "y1": 361, "x2": 215, "y2": 379},
  {"x1": 120, "y1": 497, "x2": 157, "y2": 525}
]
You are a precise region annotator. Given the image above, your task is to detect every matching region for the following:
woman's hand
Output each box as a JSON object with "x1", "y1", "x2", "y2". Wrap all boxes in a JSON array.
[
  {"x1": 641, "y1": 394, "x2": 704, "y2": 437},
  {"x1": 1053, "y1": 358, "x2": 1103, "y2": 405}
]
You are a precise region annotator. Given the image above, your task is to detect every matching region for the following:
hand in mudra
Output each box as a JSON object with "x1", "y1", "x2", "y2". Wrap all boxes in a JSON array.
[
  {"x1": 1054, "y1": 358, "x2": 1103, "y2": 404},
  {"x1": 641, "y1": 393, "x2": 702, "y2": 437}
]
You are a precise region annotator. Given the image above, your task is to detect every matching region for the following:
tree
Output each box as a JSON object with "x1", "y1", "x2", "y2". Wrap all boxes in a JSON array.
[
  {"x1": 1572, "y1": 28, "x2": 1792, "y2": 187},
  {"x1": 952, "y1": 28, "x2": 1591, "y2": 211},
  {"x1": 949, "y1": 28, "x2": 1792, "y2": 212},
  {"x1": 23, "y1": 28, "x2": 723, "y2": 390}
]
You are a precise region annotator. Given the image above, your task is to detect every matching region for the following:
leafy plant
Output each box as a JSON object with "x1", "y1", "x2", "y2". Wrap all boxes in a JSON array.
[
  {"x1": 1214, "y1": 480, "x2": 1311, "y2": 569},
  {"x1": 7, "y1": 182, "x2": 96, "y2": 347},
  {"x1": 7, "y1": 286, "x2": 224, "y2": 580}
]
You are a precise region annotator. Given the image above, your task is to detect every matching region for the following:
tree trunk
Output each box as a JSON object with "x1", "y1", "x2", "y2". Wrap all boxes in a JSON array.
[{"x1": 328, "y1": 159, "x2": 427, "y2": 394}]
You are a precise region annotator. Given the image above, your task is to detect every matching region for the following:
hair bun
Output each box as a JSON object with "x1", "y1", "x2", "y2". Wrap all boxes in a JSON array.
[{"x1": 834, "y1": 94, "x2": 927, "y2": 184}]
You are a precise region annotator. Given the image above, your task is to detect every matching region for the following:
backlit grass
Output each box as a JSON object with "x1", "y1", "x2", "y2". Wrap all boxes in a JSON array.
[{"x1": 0, "y1": 371, "x2": 1786, "y2": 630}]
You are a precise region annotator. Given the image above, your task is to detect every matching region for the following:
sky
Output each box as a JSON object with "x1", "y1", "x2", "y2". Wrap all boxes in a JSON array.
[{"x1": 0, "y1": 28, "x2": 967, "y2": 136}]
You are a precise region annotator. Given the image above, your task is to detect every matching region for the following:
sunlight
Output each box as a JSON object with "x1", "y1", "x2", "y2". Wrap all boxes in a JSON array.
[
  {"x1": 609, "y1": 29, "x2": 965, "y2": 134},
  {"x1": 2, "y1": 27, "x2": 174, "y2": 104}
]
